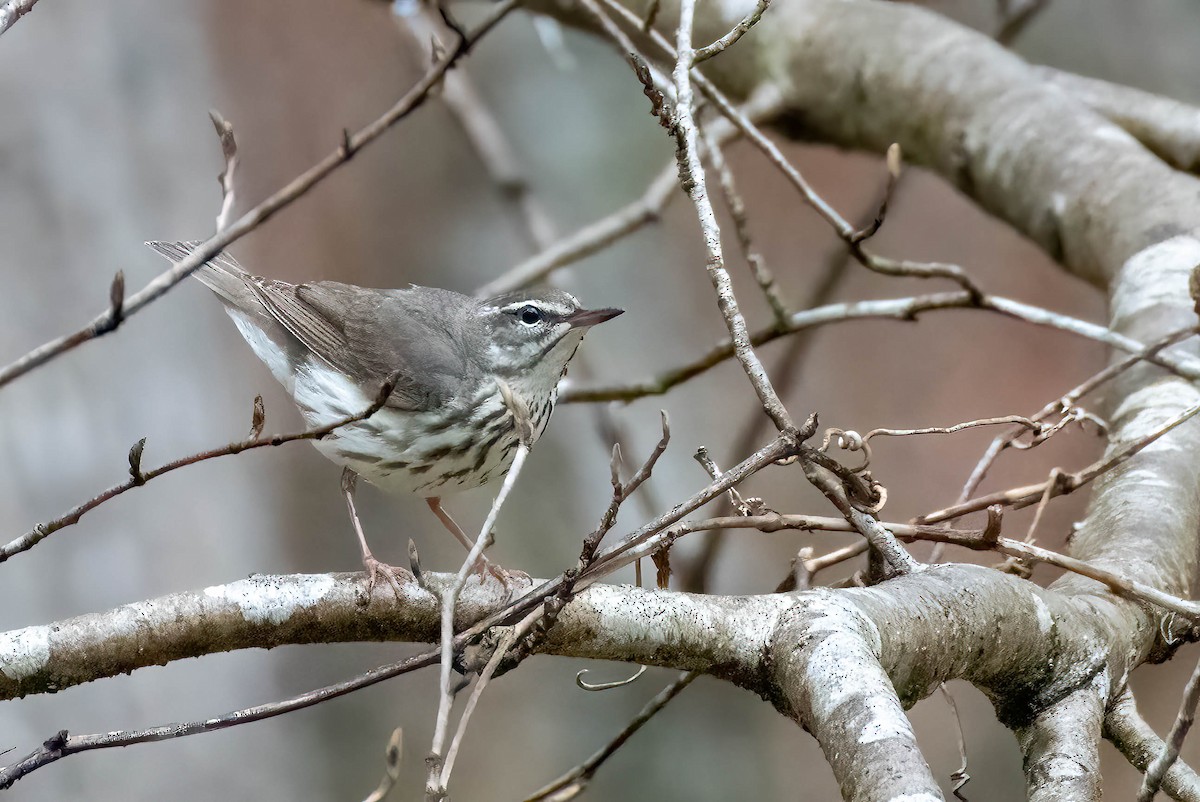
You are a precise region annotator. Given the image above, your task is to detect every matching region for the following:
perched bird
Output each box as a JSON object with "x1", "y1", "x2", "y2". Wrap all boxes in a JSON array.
[{"x1": 147, "y1": 241, "x2": 622, "y2": 591}]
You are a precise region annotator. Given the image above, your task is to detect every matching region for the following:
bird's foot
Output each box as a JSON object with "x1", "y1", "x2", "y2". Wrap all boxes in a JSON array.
[{"x1": 363, "y1": 555, "x2": 413, "y2": 600}]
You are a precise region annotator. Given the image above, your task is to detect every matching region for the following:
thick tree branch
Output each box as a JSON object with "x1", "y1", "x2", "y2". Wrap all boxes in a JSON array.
[
  {"x1": 1039, "y1": 68, "x2": 1200, "y2": 175},
  {"x1": 1015, "y1": 679, "x2": 1105, "y2": 802}
]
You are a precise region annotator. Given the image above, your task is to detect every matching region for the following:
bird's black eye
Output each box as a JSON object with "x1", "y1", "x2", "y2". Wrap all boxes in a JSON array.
[{"x1": 518, "y1": 305, "x2": 543, "y2": 325}]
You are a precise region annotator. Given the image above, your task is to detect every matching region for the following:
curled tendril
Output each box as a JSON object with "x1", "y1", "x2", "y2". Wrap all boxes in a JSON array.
[
  {"x1": 575, "y1": 665, "x2": 648, "y2": 691},
  {"x1": 852, "y1": 480, "x2": 887, "y2": 514},
  {"x1": 820, "y1": 428, "x2": 872, "y2": 471}
]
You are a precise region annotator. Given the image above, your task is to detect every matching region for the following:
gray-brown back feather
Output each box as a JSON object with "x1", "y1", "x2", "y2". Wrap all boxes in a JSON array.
[{"x1": 145, "y1": 240, "x2": 485, "y2": 411}]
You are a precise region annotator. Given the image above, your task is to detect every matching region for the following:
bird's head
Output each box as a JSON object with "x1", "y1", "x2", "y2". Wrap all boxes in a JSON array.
[{"x1": 478, "y1": 289, "x2": 623, "y2": 381}]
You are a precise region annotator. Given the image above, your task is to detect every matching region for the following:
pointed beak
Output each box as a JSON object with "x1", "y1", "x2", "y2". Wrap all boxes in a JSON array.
[{"x1": 565, "y1": 307, "x2": 624, "y2": 329}]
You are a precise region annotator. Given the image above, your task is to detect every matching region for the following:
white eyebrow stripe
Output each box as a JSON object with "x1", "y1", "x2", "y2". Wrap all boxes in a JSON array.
[{"x1": 499, "y1": 300, "x2": 570, "y2": 315}]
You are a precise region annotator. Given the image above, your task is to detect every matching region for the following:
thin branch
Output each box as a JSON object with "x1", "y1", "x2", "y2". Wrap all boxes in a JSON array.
[
  {"x1": 850, "y1": 143, "x2": 903, "y2": 244},
  {"x1": 995, "y1": 0, "x2": 1051, "y2": 46},
  {"x1": 702, "y1": 119, "x2": 790, "y2": 322},
  {"x1": 209, "y1": 109, "x2": 239, "y2": 233},
  {"x1": 0, "y1": 645, "x2": 442, "y2": 791},
  {"x1": 524, "y1": 672, "x2": 698, "y2": 801},
  {"x1": 563, "y1": 291, "x2": 1200, "y2": 403},
  {"x1": 665, "y1": 513, "x2": 1200, "y2": 620},
  {"x1": 363, "y1": 728, "x2": 404, "y2": 802},
  {"x1": 475, "y1": 91, "x2": 783, "y2": 298},
  {"x1": 395, "y1": 5, "x2": 554, "y2": 252},
  {"x1": 596, "y1": 0, "x2": 987, "y2": 300},
  {"x1": 0, "y1": 374, "x2": 399, "y2": 563},
  {"x1": 1140, "y1": 654, "x2": 1200, "y2": 801},
  {"x1": 0, "y1": 0, "x2": 516, "y2": 392},
  {"x1": 921, "y1": 398, "x2": 1200, "y2": 525},
  {"x1": 0, "y1": 0, "x2": 38, "y2": 35},
  {"x1": 428, "y1": 383, "x2": 533, "y2": 800},
  {"x1": 864, "y1": 415, "x2": 1043, "y2": 442},
  {"x1": 440, "y1": 607, "x2": 543, "y2": 790},
  {"x1": 691, "y1": 0, "x2": 770, "y2": 65},
  {"x1": 475, "y1": 161, "x2": 678, "y2": 296},
  {"x1": 577, "y1": 0, "x2": 795, "y2": 434},
  {"x1": 665, "y1": 0, "x2": 795, "y2": 434},
  {"x1": 1106, "y1": 688, "x2": 1200, "y2": 802}
]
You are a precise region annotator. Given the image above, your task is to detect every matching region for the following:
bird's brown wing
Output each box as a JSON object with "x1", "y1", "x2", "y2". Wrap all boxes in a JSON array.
[
  {"x1": 146, "y1": 240, "x2": 479, "y2": 411},
  {"x1": 287, "y1": 282, "x2": 482, "y2": 411},
  {"x1": 261, "y1": 279, "x2": 495, "y2": 412}
]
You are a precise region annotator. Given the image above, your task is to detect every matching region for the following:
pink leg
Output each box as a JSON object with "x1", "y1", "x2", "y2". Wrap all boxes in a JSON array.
[
  {"x1": 425, "y1": 497, "x2": 527, "y2": 586},
  {"x1": 343, "y1": 468, "x2": 410, "y2": 597}
]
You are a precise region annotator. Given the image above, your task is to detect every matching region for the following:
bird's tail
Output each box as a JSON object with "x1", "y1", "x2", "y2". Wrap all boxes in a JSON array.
[{"x1": 144, "y1": 240, "x2": 261, "y2": 312}]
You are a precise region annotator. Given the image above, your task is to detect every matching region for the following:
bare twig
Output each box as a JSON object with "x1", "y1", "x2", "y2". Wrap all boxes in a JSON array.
[
  {"x1": 693, "y1": 446, "x2": 750, "y2": 512},
  {"x1": 595, "y1": 0, "x2": 986, "y2": 298},
  {"x1": 579, "y1": 413, "x2": 671, "y2": 567},
  {"x1": 668, "y1": 513, "x2": 1200, "y2": 619},
  {"x1": 476, "y1": 92, "x2": 782, "y2": 297},
  {"x1": 702, "y1": 121, "x2": 789, "y2": 322},
  {"x1": 1139, "y1": 654, "x2": 1200, "y2": 801},
  {"x1": 1106, "y1": 688, "x2": 1200, "y2": 802},
  {"x1": 642, "y1": 0, "x2": 661, "y2": 30},
  {"x1": 0, "y1": 374, "x2": 399, "y2": 562},
  {"x1": 0, "y1": 646, "x2": 442, "y2": 791},
  {"x1": 850, "y1": 143, "x2": 903, "y2": 244},
  {"x1": 0, "y1": 0, "x2": 37, "y2": 35},
  {"x1": 440, "y1": 608, "x2": 543, "y2": 790},
  {"x1": 864, "y1": 416, "x2": 1043, "y2": 442},
  {"x1": 525, "y1": 672, "x2": 698, "y2": 801},
  {"x1": 691, "y1": 0, "x2": 770, "y2": 65},
  {"x1": 663, "y1": 0, "x2": 795, "y2": 434},
  {"x1": 563, "y1": 292, "x2": 1200, "y2": 403},
  {"x1": 821, "y1": 415, "x2": 1046, "y2": 473},
  {"x1": 427, "y1": 383, "x2": 534, "y2": 801},
  {"x1": 921, "y1": 399, "x2": 1200, "y2": 525},
  {"x1": 0, "y1": 0, "x2": 516, "y2": 392},
  {"x1": 363, "y1": 728, "x2": 404, "y2": 802},
  {"x1": 995, "y1": 0, "x2": 1051, "y2": 45},
  {"x1": 395, "y1": 6, "x2": 554, "y2": 251},
  {"x1": 209, "y1": 109, "x2": 239, "y2": 233},
  {"x1": 476, "y1": 161, "x2": 679, "y2": 295}
]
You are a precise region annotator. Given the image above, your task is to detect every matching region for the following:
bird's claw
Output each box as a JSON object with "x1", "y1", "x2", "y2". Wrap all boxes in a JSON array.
[{"x1": 363, "y1": 555, "x2": 412, "y2": 600}]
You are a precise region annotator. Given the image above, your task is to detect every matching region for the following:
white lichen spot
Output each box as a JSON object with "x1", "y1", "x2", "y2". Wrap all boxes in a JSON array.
[
  {"x1": 1050, "y1": 192, "x2": 1067, "y2": 218},
  {"x1": 1091, "y1": 126, "x2": 1138, "y2": 147},
  {"x1": 204, "y1": 574, "x2": 337, "y2": 626},
  {"x1": 858, "y1": 707, "x2": 916, "y2": 745},
  {"x1": 1030, "y1": 593, "x2": 1054, "y2": 635},
  {"x1": 0, "y1": 625, "x2": 51, "y2": 680}
]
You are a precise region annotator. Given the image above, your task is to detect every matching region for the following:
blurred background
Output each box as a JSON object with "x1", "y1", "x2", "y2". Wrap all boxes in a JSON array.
[{"x1": 1, "y1": 0, "x2": 1199, "y2": 798}]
